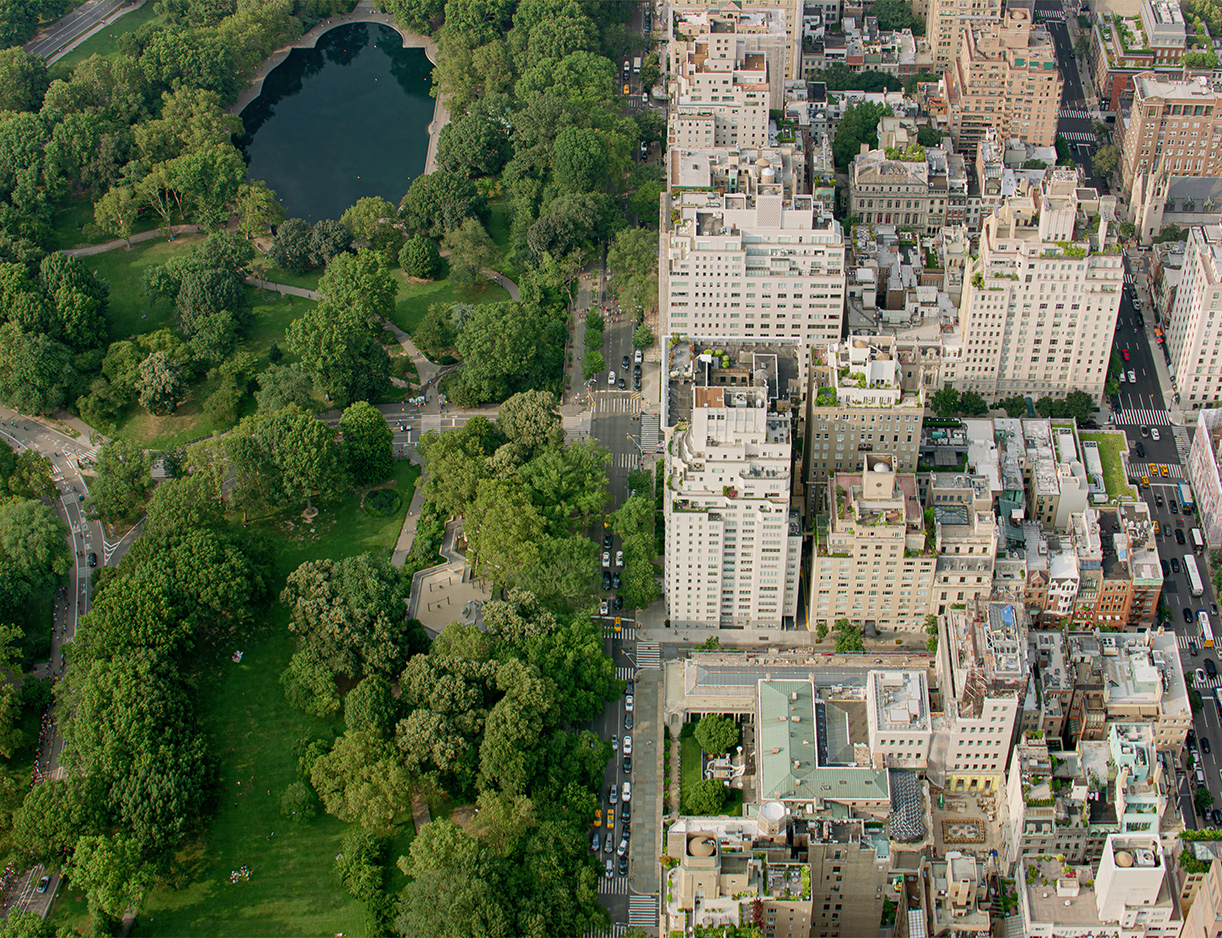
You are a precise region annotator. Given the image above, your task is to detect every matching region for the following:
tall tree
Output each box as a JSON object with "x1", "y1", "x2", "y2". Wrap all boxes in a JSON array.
[
  {"x1": 340, "y1": 400, "x2": 393, "y2": 485},
  {"x1": 84, "y1": 439, "x2": 153, "y2": 526}
]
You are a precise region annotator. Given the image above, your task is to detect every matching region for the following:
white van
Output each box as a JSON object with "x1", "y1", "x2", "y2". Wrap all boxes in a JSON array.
[{"x1": 622, "y1": 782, "x2": 631, "y2": 802}]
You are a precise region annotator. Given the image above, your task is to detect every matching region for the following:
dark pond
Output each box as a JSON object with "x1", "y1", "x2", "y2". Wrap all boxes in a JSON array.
[{"x1": 238, "y1": 22, "x2": 433, "y2": 222}]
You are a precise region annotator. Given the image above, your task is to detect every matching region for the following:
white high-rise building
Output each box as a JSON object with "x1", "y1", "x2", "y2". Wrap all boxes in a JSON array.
[
  {"x1": 943, "y1": 167, "x2": 1125, "y2": 402},
  {"x1": 661, "y1": 191, "x2": 846, "y2": 349},
  {"x1": 663, "y1": 374, "x2": 803, "y2": 630},
  {"x1": 1166, "y1": 225, "x2": 1222, "y2": 410}
]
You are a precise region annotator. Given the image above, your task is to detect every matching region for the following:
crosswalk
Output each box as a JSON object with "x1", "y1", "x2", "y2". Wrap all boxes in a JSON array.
[
  {"x1": 641, "y1": 413, "x2": 661, "y2": 452},
  {"x1": 598, "y1": 875, "x2": 632, "y2": 896},
  {"x1": 1131, "y1": 461, "x2": 1185, "y2": 480},
  {"x1": 1178, "y1": 634, "x2": 1208, "y2": 651},
  {"x1": 584, "y1": 926, "x2": 628, "y2": 938},
  {"x1": 1059, "y1": 108, "x2": 1093, "y2": 120},
  {"x1": 1175, "y1": 426, "x2": 1194, "y2": 466},
  {"x1": 1112, "y1": 408, "x2": 1172, "y2": 426},
  {"x1": 614, "y1": 452, "x2": 639, "y2": 469},
  {"x1": 637, "y1": 641, "x2": 661, "y2": 669},
  {"x1": 628, "y1": 895, "x2": 659, "y2": 928},
  {"x1": 598, "y1": 395, "x2": 641, "y2": 415},
  {"x1": 604, "y1": 625, "x2": 637, "y2": 638},
  {"x1": 1125, "y1": 273, "x2": 1137, "y2": 285},
  {"x1": 615, "y1": 666, "x2": 636, "y2": 680},
  {"x1": 1060, "y1": 131, "x2": 1096, "y2": 143}
]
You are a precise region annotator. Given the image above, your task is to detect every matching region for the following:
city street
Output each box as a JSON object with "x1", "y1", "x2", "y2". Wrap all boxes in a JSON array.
[
  {"x1": 1112, "y1": 262, "x2": 1222, "y2": 830},
  {"x1": 24, "y1": 0, "x2": 133, "y2": 61}
]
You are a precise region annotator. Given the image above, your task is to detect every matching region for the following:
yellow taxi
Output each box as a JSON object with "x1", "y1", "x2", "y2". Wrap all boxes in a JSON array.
[
  {"x1": 1154, "y1": 520, "x2": 1160, "y2": 533},
  {"x1": 623, "y1": 83, "x2": 630, "y2": 94},
  {"x1": 607, "y1": 808, "x2": 615, "y2": 828},
  {"x1": 1141, "y1": 475, "x2": 1150, "y2": 488},
  {"x1": 594, "y1": 808, "x2": 602, "y2": 828},
  {"x1": 1161, "y1": 464, "x2": 1170, "y2": 478}
]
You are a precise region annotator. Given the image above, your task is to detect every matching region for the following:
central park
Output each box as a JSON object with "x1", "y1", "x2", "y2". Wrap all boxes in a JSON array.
[{"x1": 0, "y1": 1, "x2": 665, "y2": 936}]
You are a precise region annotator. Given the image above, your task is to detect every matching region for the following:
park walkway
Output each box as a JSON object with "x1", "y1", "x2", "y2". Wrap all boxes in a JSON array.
[{"x1": 64, "y1": 225, "x2": 203, "y2": 257}]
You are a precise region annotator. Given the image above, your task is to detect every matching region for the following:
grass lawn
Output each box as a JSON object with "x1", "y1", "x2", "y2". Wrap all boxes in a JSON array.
[
  {"x1": 262, "y1": 266, "x2": 323, "y2": 292},
  {"x1": 109, "y1": 288, "x2": 317, "y2": 450},
  {"x1": 132, "y1": 463, "x2": 420, "y2": 938},
  {"x1": 390, "y1": 270, "x2": 509, "y2": 336},
  {"x1": 485, "y1": 200, "x2": 519, "y2": 279},
  {"x1": 679, "y1": 735, "x2": 702, "y2": 803},
  {"x1": 1079, "y1": 430, "x2": 1139, "y2": 502},
  {"x1": 54, "y1": 2, "x2": 163, "y2": 68},
  {"x1": 50, "y1": 198, "x2": 161, "y2": 252},
  {"x1": 82, "y1": 234, "x2": 205, "y2": 340}
]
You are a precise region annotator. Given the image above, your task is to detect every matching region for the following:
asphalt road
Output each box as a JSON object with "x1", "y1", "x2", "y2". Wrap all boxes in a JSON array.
[
  {"x1": 24, "y1": 0, "x2": 131, "y2": 60},
  {"x1": 1112, "y1": 261, "x2": 1220, "y2": 831}
]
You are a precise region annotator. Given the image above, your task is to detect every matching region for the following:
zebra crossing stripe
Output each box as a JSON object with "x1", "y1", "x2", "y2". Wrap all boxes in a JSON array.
[
  {"x1": 637, "y1": 642, "x2": 661, "y2": 669},
  {"x1": 1112, "y1": 409, "x2": 1172, "y2": 426},
  {"x1": 628, "y1": 895, "x2": 659, "y2": 927},
  {"x1": 616, "y1": 666, "x2": 636, "y2": 679}
]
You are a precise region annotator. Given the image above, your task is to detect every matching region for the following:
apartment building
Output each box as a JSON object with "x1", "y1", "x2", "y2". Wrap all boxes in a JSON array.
[
  {"x1": 1190, "y1": 407, "x2": 1222, "y2": 548},
  {"x1": 848, "y1": 129, "x2": 969, "y2": 235},
  {"x1": 810, "y1": 457, "x2": 937, "y2": 632},
  {"x1": 1019, "y1": 835, "x2": 1183, "y2": 938},
  {"x1": 1089, "y1": 1, "x2": 1188, "y2": 112},
  {"x1": 928, "y1": 475, "x2": 998, "y2": 613},
  {"x1": 924, "y1": 853, "x2": 993, "y2": 937},
  {"x1": 1119, "y1": 72, "x2": 1222, "y2": 192},
  {"x1": 1115, "y1": 502, "x2": 1165, "y2": 626},
  {"x1": 944, "y1": 168, "x2": 1124, "y2": 402},
  {"x1": 925, "y1": 0, "x2": 1003, "y2": 68},
  {"x1": 670, "y1": 30, "x2": 771, "y2": 149},
  {"x1": 945, "y1": 9, "x2": 1062, "y2": 155},
  {"x1": 1184, "y1": 858, "x2": 1222, "y2": 938},
  {"x1": 663, "y1": 368, "x2": 802, "y2": 630},
  {"x1": 670, "y1": 0, "x2": 804, "y2": 81},
  {"x1": 804, "y1": 337, "x2": 926, "y2": 492},
  {"x1": 808, "y1": 833, "x2": 889, "y2": 938},
  {"x1": 1165, "y1": 225, "x2": 1222, "y2": 410},
  {"x1": 865, "y1": 670, "x2": 932, "y2": 770},
  {"x1": 661, "y1": 190, "x2": 846, "y2": 345},
  {"x1": 930, "y1": 602, "x2": 1026, "y2": 792},
  {"x1": 668, "y1": 144, "x2": 808, "y2": 203}
]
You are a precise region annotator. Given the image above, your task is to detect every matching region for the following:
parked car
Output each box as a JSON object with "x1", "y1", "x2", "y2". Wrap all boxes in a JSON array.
[
  {"x1": 624, "y1": 713, "x2": 632, "y2": 730},
  {"x1": 623, "y1": 782, "x2": 632, "y2": 803},
  {"x1": 602, "y1": 571, "x2": 612, "y2": 590},
  {"x1": 602, "y1": 550, "x2": 611, "y2": 567},
  {"x1": 625, "y1": 694, "x2": 634, "y2": 712},
  {"x1": 1204, "y1": 736, "x2": 1212, "y2": 754},
  {"x1": 591, "y1": 832, "x2": 601, "y2": 851},
  {"x1": 594, "y1": 808, "x2": 602, "y2": 827},
  {"x1": 622, "y1": 356, "x2": 630, "y2": 370},
  {"x1": 613, "y1": 572, "x2": 622, "y2": 589},
  {"x1": 623, "y1": 755, "x2": 632, "y2": 773},
  {"x1": 615, "y1": 550, "x2": 624, "y2": 567},
  {"x1": 633, "y1": 375, "x2": 641, "y2": 390},
  {"x1": 599, "y1": 600, "x2": 609, "y2": 616},
  {"x1": 609, "y1": 783, "x2": 618, "y2": 804},
  {"x1": 635, "y1": 349, "x2": 643, "y2": 364},
  {"x1": 617, "y1": 836, "x2": 630, "y2": 856},
  {"x1": 618, "y1": 853, "x2": 629, "y2": 875},
  {"x1": 614, "y1": 595, "x2": 624, "y2": 610},
  {"x1": 623, "y1": 736, "x2": 633, "y2": 755},
  {"x1": 603, "y1": 533, "x2": 613, "y2": 549},
  {"x1": 1212, "y1": 602, "x2": 1219, "y2": 616}
]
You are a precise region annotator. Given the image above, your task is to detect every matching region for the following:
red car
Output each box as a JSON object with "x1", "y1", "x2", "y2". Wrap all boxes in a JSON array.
[{"x1": 1121, "y1": 349, "x2": 1131, "y2": 361}]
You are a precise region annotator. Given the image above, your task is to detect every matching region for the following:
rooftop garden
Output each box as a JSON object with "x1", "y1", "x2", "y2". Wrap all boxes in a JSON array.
[{"x1": 885, "y1": 142, "x2": 926, "y2": 162}]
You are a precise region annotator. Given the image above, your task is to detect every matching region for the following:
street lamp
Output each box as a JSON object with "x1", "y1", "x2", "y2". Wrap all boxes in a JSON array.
[{"x1": 626, "y1": 433, "x2": 644, "y2": 453}]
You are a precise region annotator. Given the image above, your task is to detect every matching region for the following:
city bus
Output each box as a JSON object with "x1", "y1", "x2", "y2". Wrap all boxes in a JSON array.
[
  {"x1": 1214, "y1": 687, "x2": 1222, "y2": 721},
  {"x1": 1193, "y1": 528, "x2": 1205, "y2": 555},
  {"x1": 1186, "y1": 554, "x2": 1205, "y2": 598},
  {"x1": 1201, "y1": 610, "x2": 1216, "y2": 650}
]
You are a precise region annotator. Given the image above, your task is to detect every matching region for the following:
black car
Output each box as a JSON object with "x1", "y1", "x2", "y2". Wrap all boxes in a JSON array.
[
  {"x1": 1135, "y1": 441, "x2": 1146, "y2": 458},
  {"x1": 1186, "y1": 607, "x2": 1197, "y2": 623},
  {"x1": 623, "y1": 755, "x2": 632, "y2": 773},
  {"x1": 604, "y1": 533, "x2": 613, "y2": 549},
  {"x1": 87, "y1": 551, "x2": 97, "y2": 567},
  {"x1": 613, "y1": 572, "x2": 621, "y2": 589},
  {"x1": 1213, "y1": 808, "x2": 1222, "y2": 826},
  {"x1": 1177, "y1": 528, "x2": 1187, "y2": 545},
  {"x1": 621, "y1": 800, "x2": 631, "y2": 821},
  {"x1": 1155, "y1": 493, "x2": 1164, "y2": 506},
  {"x1": 633, "y1": 375, "x2": 641, "y2": 390},
  {"x1": 624, "y1": 712, "x2": 633, "y2": 730},
  {"x1": 1190, "y1": 640, "x2": 1200, "y2": 656},
  {"x1": 625, "y1": 679, "x2": 634, "y2": 693},
  {"x1": 614, "y1": 595, "x2": 624, "y2": 610},
  {"x1": 1171, "y1": 557, "x2": 1181, "y2": 573},
  {"x1": 618, "y1": 853, "x2": 629, "y2": 875},
  {"x1": 622, "y1": 356, "x2": 630, "y2": 370},
  {"x1": 1205, "y1": 737, "x2": 1213, "y2": 754},
  {"x1": 602, "y1": 571, "x2": 612, "y2": 590},
  {"x1": 1161, "y1": 559, "x2": 1171, "y2": 576},
  {"x1": 1136, "y1": 313, "x2": 1145, "y2": 327},
  {"x1": 1207, "y1": 659, "x2": 1217, "y2": 678},
  {"x1": 1189, "y1": 728, "x2": 1198, "y2": 748},
  {"x1": 618, "y1": 378, "x2": 626, "y2": 390},
  {"x1": 633, "y1": 363, "x2": 642, "y2": 377},
  {"x1": 1213, "y1": 602, "x2": 1219, "y2": 616}
]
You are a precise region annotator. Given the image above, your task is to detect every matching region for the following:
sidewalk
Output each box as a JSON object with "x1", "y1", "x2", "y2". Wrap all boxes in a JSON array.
[{"x1": 1125, "y1": 249, "x2": 1185, "y2": 425}]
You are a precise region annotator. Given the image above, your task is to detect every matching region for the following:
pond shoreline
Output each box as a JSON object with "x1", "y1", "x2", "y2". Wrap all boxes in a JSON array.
[{"x1": 229, "y1": 1, "x2": 450, "y2": 175}]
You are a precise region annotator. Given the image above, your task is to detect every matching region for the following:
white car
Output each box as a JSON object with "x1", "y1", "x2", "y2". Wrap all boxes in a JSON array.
[
  {"x1": 634, "y1": 349, "x2": 643, "y2": 364},
  {"x1": 625, "y1": 694, "x2": 634, "y2": 712},
  {"x1": 623, "y1": 735, "x2": 633, "y2": 755},
  {"x1": 600, "y1": 600, "x2": 609, "y2": 616},
  {"x1": 611, "y1": 734, "x2": 618, "y2": 751},
  {"x1": 608, "y1": 370, "x2": 616, "y2": 386},
  {"x1": 1151, "y1": 428, "x2": 1161, "y2": 441},
  {"x1": 615, "y1": 550, "x2": 624, "y2": 568},
  {"x1": 1128, "y1": 370, "x2": 1136, "y2": 383},
  {"x1": 1198, "y1": 668, "x2": 1209, "y2": 686},
  {"x1": 622, "y1": 781, "x2": 632, "y2": 802},
  {"x1": 602, "y1": 551, "x2": 611, "y2": 567},
  {"x1": 609, "y1": 783, "x2": 618, "y2": 804}
]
